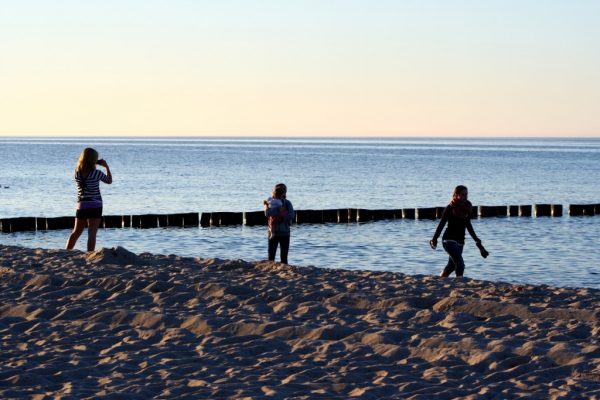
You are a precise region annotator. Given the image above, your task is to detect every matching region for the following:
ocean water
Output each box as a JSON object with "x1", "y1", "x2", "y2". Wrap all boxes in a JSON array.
[{"x1": 1, "y1": 137, "x2": 599, "y2": 289}]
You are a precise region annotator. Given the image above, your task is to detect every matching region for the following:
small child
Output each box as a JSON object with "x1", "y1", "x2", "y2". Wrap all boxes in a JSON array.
[{"x1": 264, "y1": 193, "x2": 285, "y2": 236}]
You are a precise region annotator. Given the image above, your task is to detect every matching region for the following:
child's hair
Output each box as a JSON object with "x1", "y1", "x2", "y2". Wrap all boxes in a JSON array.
[
  {"x1": 76, "y1": 148, "x2": 99, "y2": 176},
  {"x1": 452, "y1": 185, "x2": 468, "y2": 201},
  {"x1": 450, "y1": 185, "x2": 472, "y2": 217},
  {"x1": 273, "y1": 183, "x2": 287, "y2": 199}
]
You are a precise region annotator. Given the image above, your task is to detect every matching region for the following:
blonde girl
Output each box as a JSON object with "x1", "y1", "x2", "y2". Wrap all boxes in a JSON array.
[{"x1": 66, "y1": 148, "x2": 112, "y2": 252}]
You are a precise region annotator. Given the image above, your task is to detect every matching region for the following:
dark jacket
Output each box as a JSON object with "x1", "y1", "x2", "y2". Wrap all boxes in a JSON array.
[{"x1": 433, "y1": 204, "x2": 479, "y2": 245}]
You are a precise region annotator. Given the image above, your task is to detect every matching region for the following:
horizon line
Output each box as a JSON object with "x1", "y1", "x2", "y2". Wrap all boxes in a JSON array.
[{"x1": 1, "y1": 134, "x2": 599, "y2": 140}]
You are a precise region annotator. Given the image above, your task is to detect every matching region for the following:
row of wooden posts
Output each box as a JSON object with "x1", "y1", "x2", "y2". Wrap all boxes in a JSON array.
[{"x1": 0, "y1": 203, "x2": 598, "y2": 234}]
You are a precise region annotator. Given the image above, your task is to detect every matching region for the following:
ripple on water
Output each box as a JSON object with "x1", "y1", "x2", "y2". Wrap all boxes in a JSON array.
[{"x1": 1, "y1": 217, "x2": 599, "y2": 289}]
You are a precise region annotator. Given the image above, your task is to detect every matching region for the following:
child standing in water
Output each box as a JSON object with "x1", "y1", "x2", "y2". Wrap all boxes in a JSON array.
[
  {"x1": 430, "y1": 185, "x2": 489, "y2": 277},
  {"x1": 264, "y1": 189, "x2": 284, "y2": 238},
  {"x1": 264, "y1": 183, "x2": 294, "y2": 264}
]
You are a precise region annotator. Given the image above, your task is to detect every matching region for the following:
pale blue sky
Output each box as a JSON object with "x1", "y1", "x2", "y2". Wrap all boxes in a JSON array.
[{"x1": 1, "y1": 0, "x2": 599, "y2": 136}]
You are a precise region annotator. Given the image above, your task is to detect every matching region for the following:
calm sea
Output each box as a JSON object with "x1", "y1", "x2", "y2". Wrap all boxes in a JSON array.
[{"x1": 1, "y1": 137, "x2": 599, "y2": 289}]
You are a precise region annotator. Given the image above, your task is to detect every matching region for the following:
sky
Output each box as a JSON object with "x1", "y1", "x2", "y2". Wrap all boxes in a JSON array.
[{"x1": 1, "y1": 0, "x2": 599, "y2": 137}]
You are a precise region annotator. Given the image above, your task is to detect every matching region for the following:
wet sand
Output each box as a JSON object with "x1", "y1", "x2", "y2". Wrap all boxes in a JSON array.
[{"x1": 1, "y1": 244, "x2": 599, "y2": 399}]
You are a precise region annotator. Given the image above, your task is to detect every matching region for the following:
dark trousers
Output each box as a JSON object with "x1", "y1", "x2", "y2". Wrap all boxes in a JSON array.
[
  {"x1": 268, "y1": 235, "x2": 290, "y2": 264},
  {"x1": 442, "y1": 240, "x2": 465, "y2": 277}
]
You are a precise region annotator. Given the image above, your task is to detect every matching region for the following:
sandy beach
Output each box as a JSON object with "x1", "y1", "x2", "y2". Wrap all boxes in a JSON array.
[{"x1": 1, "y1": 244, "x2": 599, "y2": 399}]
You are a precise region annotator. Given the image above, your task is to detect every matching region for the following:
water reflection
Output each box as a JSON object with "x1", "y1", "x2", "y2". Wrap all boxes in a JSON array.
[{"x1": 2, "y1": 217, "x2": 599, "y2": 289}]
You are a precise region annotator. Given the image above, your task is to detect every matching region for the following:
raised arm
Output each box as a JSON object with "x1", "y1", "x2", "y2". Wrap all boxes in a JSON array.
[
  {"x1": 265, "y1": 206, "x2": 278, "y2": 217},
  {"x1": 97, "y1": 159, "x2": 113, "y2": 184}
]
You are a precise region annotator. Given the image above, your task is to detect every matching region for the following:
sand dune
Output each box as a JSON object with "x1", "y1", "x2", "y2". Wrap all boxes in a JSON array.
[{"x1": 1, "y1": 244, "x2": 599, "y2": 399}]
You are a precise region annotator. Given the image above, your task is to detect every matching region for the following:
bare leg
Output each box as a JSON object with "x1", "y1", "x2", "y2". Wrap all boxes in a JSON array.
[
  {"x1": 66, "y1": 218, "x2": 86, "y2": 250},
  {"x1": 87, "y1": 218, "x2": 102, "y2": 252}
]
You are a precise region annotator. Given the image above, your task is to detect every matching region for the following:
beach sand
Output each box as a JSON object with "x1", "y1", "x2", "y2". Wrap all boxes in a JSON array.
[{"x1": 1, "y1": 244, "x2": 599, "y2": 399}]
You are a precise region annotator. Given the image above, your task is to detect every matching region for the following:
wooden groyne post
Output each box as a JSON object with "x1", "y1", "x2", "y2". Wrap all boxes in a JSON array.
[
  {"x1": 478, "y1": 206, "x2": 508, "y2": 218},
  {"x1": 2, "y1": 203, "x2": 599, "y2": 233},
  {"x1": 569, "y1": 204, "x2": 596, "y2": 216}
]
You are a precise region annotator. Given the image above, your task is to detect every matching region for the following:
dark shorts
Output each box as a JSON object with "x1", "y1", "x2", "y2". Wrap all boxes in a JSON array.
[{"x1": 76, "y1": 207, "x2": 103, "y2": 219}]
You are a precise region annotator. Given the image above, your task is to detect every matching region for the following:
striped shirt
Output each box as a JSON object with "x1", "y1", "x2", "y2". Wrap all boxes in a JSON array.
[{"x1": 75, "y1": 169, "x2": 110, "y2": 209}]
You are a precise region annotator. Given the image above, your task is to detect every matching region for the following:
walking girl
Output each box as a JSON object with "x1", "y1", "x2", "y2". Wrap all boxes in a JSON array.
[{"x1": 430, "y1": 185, "x2": 489, "y2": 277}]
